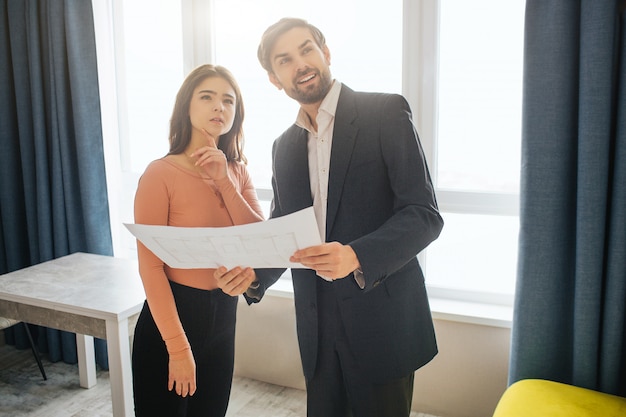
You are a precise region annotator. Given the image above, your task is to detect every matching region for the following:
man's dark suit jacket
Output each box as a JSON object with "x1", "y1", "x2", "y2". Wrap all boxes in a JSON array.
[{"x1": 251, "y1": 84, "x2": 444, "y2": 383}]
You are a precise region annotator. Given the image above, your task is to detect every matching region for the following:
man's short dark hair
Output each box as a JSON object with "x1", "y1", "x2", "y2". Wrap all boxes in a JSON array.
[{"x1": 257, "y1": 17, "x2": 326, "y2": 73}]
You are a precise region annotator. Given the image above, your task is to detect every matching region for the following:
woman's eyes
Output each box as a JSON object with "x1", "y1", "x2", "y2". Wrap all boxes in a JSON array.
[{"x1": 200, "y1": 95, "x2": 234, "y2": 106}]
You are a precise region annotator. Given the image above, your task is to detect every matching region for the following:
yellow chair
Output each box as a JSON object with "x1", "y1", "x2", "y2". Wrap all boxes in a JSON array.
[{"x1": 493, "y1": 379, "x2": 626, "y2": 417}]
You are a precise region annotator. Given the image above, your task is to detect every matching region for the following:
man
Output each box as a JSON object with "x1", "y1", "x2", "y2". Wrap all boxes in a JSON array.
[{"x1": 215, "y1": 17, "x2": 443, "y2": 417}]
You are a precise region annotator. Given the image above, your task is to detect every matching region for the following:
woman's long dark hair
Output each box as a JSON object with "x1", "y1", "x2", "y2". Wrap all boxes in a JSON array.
[{"x1": 167, "y1": 64, "x2": 246, "y2": 163}]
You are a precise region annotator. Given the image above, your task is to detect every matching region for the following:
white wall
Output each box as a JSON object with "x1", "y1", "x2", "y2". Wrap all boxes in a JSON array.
[{"x1": 234, "y1": 294, "x2": 510, "y2": 417}]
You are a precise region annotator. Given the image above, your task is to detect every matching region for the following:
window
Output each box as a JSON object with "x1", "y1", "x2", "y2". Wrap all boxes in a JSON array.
[
  {"x1": 97, "y1": 0, "x2": 524, "y2": 304},
  {"x1": 94, "y1": 0, "x2": 186, "y2": 257},
  {"x1": 437, "y1": 1, "x2": 523, "y2": 194},
  {"x1": 423, "y1": 0, "x2": 524, "y2": 298},
  {"x1": 114, "y1": 0, "x2": 185, "y2": 173}
]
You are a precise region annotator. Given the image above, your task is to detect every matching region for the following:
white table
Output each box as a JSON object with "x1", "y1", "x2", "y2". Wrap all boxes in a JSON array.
[{"x1": 0, "y1": 252, "x2": 145, "y2": 417}]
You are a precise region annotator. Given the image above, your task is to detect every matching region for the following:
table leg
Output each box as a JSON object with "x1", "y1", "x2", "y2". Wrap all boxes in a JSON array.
[
  {"x1": 106, "y1": 319, "x2": 134, "y2": 417},
  {"x1": 76, "y1": 333, "x2": 97, "y2": 388}
]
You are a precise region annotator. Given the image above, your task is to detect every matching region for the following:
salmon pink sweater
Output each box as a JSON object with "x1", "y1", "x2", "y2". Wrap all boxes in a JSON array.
[{"x1": 134, "y1": 158, "x2": 263, "y2": 360}]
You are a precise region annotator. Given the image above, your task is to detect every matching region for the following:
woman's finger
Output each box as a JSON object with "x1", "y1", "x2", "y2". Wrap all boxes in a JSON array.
[{"x1": 202, "y1": 128, "x2": 217, "y2": 148}]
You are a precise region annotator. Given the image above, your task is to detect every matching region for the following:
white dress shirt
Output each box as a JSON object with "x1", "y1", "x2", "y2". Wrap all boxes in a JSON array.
[
  {"x1": 295, "y1": 80, "x2": 342, "y2": 243},
  {"x1": 294, "y1": 81, "x2": 365, "y2": 288}
]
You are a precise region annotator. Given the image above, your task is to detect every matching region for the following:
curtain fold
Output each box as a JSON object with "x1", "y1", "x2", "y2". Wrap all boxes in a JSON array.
[
  {"x1": 0, "y1": 0, "x2": 112, "y2": 369},
  {"x1": 510, "y1": 0, "x2": 626, "y2": 396}
]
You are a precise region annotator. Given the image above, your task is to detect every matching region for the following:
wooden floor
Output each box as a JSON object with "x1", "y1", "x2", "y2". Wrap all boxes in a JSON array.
[{"x1": 0, "y1": 342, "x2": 436, "y2": 416}]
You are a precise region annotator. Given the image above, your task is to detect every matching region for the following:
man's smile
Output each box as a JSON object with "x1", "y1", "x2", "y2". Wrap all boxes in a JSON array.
[{"x1": 297, "y1": 73, "x2": 316, "y2": 84}]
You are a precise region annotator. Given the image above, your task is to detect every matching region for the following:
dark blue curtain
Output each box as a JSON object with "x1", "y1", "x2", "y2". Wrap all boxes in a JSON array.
[
  {"x1": 510, "y1": 0, "x2": 626, "y2": 396},
  {"x1": 0, "y1": 0, "x2": 112, "y2": 369}
]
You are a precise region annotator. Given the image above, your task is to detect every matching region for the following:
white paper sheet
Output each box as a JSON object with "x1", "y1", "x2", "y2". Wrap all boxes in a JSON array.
[{"x1": 124, "y1": 206, "x2": 321, "y2": 269}]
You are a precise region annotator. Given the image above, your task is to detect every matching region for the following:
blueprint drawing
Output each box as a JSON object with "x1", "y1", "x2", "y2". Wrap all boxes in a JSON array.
[{"x1": 125, "y1": 207, "x2": 321, "y2": 269}]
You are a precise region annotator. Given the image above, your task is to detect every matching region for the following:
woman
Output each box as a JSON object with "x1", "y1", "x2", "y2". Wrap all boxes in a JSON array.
[{"x1": 132, "y1": 64, "x2": 264, "y2": 417}]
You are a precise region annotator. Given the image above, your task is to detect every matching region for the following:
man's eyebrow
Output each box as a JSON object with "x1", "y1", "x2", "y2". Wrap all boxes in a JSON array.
[
  {"x1": 273, "y1": 39, "x2": 314, "y2": 62},
  {"x1": 298, "y1": 39, "x2": 313, "y2": 50},
  {"x1": 273, "y1": 52, "x2": 288, "y2": 62}
]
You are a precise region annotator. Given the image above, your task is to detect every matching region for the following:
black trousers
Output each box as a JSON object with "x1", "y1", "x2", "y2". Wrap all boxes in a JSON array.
[
  {"x1": 306, "y1": 279, "x2": 415, "y2": 417},
  {"x1": 132, "y1": 281, "x2": 237, "y2": 417}
]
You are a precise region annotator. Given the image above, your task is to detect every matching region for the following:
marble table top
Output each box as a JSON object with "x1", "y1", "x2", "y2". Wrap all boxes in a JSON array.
[{"x1": 0, "y1": 252, "x2": 146, "y2": 322}]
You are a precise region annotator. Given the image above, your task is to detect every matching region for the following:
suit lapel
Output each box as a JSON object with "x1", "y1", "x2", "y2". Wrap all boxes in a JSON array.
[
  {"x1": 278, "y1": 127, "x2": 313, "y2": 213},
  {"x1": 326, "y1": 87, "x2": 358, "y2": 238}
]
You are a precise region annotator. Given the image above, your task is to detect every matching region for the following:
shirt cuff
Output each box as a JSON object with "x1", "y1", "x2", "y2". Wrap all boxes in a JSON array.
[
  {"x1": 353, "y1": 268, "x2": 365, "y2": 289},
  {"x1": 245, "y1": 279, "x2": 262, "y2": 300}
]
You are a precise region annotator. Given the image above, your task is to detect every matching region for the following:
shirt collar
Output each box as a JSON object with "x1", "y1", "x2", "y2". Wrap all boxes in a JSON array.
[{"x1": 296, "y1": 80, "x2": 342, "y2": 132}]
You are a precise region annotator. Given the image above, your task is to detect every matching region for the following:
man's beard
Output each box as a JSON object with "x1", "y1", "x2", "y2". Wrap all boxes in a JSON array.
[{"x1": 286, "y1": 68, "x2": 332, "y2": 105}]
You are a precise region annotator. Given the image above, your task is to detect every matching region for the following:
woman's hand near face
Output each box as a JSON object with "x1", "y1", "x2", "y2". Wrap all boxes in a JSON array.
[{"x1": 190, "y1": 129, "x2": 229, "y2": 181}]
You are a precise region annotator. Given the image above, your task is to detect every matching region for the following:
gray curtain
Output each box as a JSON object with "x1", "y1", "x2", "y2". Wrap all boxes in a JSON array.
[
  {"x1": 0, "y1": 0, "x2": 112, "y2": 368},
  {"x1": 510, "y1": 0, "x2": 626, "y2": 396}
]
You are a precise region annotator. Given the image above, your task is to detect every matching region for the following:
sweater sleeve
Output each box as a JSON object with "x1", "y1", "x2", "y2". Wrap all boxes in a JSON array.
[
  {"x1": 214, "y1": 162, "x2": 265, "y2": 225},
  {"x1": 134, "y1": 163, "x2": 190, "y2": 359}
]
